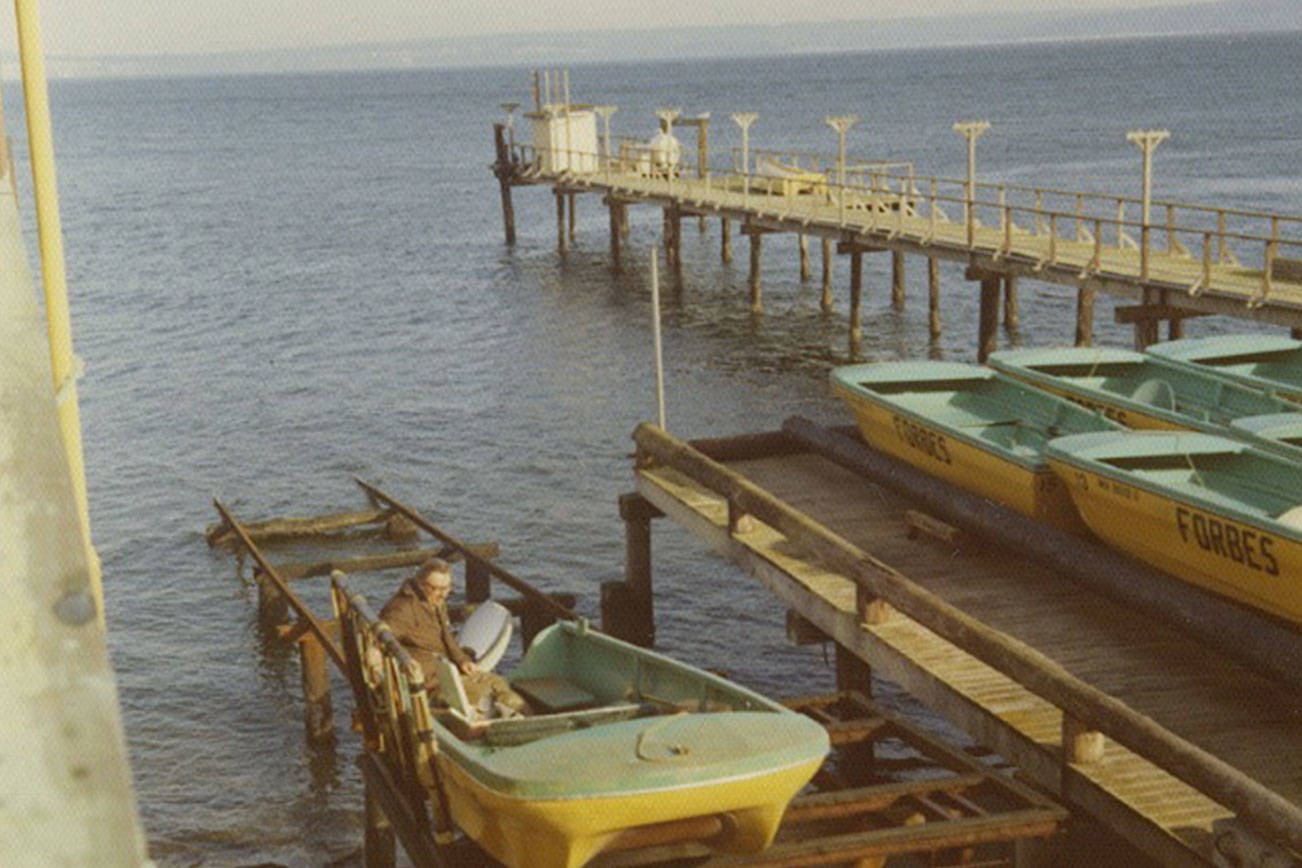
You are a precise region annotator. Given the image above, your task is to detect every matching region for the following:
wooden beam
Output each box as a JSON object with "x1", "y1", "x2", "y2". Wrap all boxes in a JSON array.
[
  {"x1": 270, "y1": 545, "x2": 499, "y2": 581},
  {"x1": 205, "y1": 507, "x2": 390, "y2": 547},
  {"x1": 821, "y1": 237, "x2": 834, "y2": 312},
  {"x1": 1113, "y1": 303, "x2": 1210, "y2": 324}
]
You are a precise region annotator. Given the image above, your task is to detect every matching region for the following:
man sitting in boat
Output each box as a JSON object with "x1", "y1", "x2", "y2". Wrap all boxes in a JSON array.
[{"x1": 380, "y1": 558, "x2": 528, "y2": 716}]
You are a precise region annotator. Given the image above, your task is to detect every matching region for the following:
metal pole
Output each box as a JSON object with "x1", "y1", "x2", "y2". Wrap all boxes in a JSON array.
[
  {"x1": 826, "y1": 116, "x2": 858, "y2": 226},
  {"x1": 15, "y1": 0, "x2": 102, "y2": 624},
  {"x1": 1127, "y1": 129, "x2": 1170, "y2": 227},
  {"x1": 731, "y1": 113, "x2": 757, "y2": 209},
  {"x1": 953, "y1": 121, "x2": 990, "y2": 243},
  {"x1": 650, "y1": 249, "x2": 666, "y2": 429}
]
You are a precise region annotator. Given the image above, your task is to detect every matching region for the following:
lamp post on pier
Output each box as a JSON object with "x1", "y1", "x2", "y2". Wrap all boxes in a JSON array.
[
  {"x1": 1126, "y1": 129, "x2": 1169, "y2": 227},
  {"x1": 499, "y1": 102, "x2": 518, "y2": 156},
  {"x1": 953, "y1": 120, "x2": 990, "y2": 247},
  {"x1": 730, "y1": 112, "x2": 757, "y2": 209},
  {"x1": 825, "y1": 115, "x2": 858, "y2": 226},
  {"x1": 594, "y1": 105, "x2": 617, "y2": 164}
]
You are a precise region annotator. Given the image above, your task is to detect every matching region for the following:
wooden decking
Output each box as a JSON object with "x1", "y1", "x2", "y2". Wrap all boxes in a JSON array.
[{"x1": 632, "y1": 433, "x2": 1302, "y2": 866}]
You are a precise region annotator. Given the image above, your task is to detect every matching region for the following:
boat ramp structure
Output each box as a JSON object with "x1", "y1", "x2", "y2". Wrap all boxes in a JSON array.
[
  {"x1": 618, "y1": 420, "x2": 1302, "y2": 867},
  {"x1": 491, "y1": 79, "x2": 1302, "y2": 359}
]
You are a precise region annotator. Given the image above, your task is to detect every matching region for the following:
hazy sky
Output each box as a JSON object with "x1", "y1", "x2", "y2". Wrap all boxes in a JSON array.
[{"x1": 14, "y1": 0, "x2": 1223, "y2": 57}]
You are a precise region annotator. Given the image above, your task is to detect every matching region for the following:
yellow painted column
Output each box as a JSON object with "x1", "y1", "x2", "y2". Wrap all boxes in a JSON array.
[{"x1": 14, "y1": 0, "x2": 103, "y2": 622}]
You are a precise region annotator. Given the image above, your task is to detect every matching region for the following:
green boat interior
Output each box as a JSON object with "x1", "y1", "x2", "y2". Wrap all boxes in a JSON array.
[
  {"x1": 435, "y1": 621, "x2": 772, "y2": 748},
  {"x1": 1094, "y1": 450, "x2": 1302, "y2": 522},
  {"x1": 1021, "y1": 359, "x2": 1289, "y2": 425},
  {"x1": 859, "y1": 374, "x2": 1115, "y2": 460}
]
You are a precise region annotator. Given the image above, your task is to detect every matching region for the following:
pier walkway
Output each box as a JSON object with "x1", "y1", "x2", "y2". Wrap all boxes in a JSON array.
[
  {"x1": 626, "y1": 422, "x2": 1302, "y2": 867},
  {"x1": 495, "y1": 125, "x2": 1302, "y2": 351}
]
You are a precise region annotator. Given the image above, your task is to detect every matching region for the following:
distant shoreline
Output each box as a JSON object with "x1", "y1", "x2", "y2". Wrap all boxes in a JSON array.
[{"x1": 9, "y1": 4, "x2": 1299, "y2": 82}]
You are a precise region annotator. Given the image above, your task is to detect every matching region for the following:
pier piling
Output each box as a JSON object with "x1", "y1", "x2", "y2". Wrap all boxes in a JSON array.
[
  {"x1": 821, "y1": 238, "x2": 834, "y2": 312},
  {"x1": 299, "y1": 632, "x2": 335, "y2": 745},
  {"x1": 849, "y1": 247, "x2": 864, "y2": 353},
  {"x1": 720, "y1": 217, "x2": 731, "y2": 263},
  {"x1": 972, "y1": 269, "x2": 1001, "y2": 362},
  {"x1": 892, "y1": 250, "x2": 906, "y2": 310},
  {"x1": 747, "y1": 226, "x2": 764, "y2": 315},
  {"x1": 363, "y1": 784, "x2": 396, "y2": 868},
  {"x1": 492, "y1": 124, "x2": 516, "y2": 245},
  {"x1": 465, "y1": 558, "x2": 490, "y2": 604},
  {"x1": 607, "y1": 199, "x2": 621, "y2": 272},
  {"x1": 799, "y1": 233, "x2": 811, "y2": 281},
  {"x1": 1075, "y1": 285, "x2": 1095, "y2": 346},
  {"x1": 609, "y1": 492, "x2": 660, "y2": 647},
  {"x1": 256, "y1": 570, "x2": 289, "y2": 628},
  {"x1": 1003, "y1": 275, "x2": 1020, "y2": 331},
  {"x1": 928, "y1": 258, "x2": 942, "y2": 340},
  {"x1": 554, "y1": 189, "x2": 567, "y2": 253},
  {"x1": 567, "y1": 192, "x2": 576, "y2": 243}
]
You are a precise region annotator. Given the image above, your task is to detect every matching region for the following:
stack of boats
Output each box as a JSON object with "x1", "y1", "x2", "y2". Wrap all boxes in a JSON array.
[{"x1": 831, "y1": 334, "x2": 1302, "y2": 625}]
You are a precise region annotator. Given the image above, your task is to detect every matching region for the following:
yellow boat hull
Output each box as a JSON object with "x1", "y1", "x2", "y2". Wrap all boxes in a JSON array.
[
  {"x1": 835, "y1": 384, "x2": 1086, "y2": 531},
  {"x1": 436, "y1": 753, "x2": 823, "y2": 868},
  {"x1": 1049, "y1": 459, "x2": 1302, "y2": 622}
]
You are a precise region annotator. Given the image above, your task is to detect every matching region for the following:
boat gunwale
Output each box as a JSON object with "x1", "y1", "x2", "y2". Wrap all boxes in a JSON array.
[
  {"x1": 1045, "y1": 431, "x2": 1302, "y2": 542},
  {"x1": 988, "y1": 348, "x2": 1295, "y2": 433},
  {"x1": 427, "y1": 621, "x2": 829, "y2": 800},
  {"x1": 830, "y1": 363, "x2": 1118, "y2": 472}
]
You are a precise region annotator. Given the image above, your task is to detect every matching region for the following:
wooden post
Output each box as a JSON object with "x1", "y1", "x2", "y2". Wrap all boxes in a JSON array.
[
  {"x1": 555, "y1": 189, "x2": 567, "y2": 253},
  {"x1": 1134, "y1": 289, "x2": 1162, "y2": 350},
  {"x1": 977, "y1": 274, "x2": 1000, "y2": 363},
  {"x1": 620, "y1": 202, "x2": 629, "y2": 238},
  {"x1": 1292, "y1": 327, "x2": 1302, "y2": 340},
  {"x1": 567, "y1": 191, "x2": 576, "y2": 243},
  {"x1": 697, "y1": 120, "x2": 708, "y2": 232},
  {"x1": 1063, "y1": 714, "x2": 1106, "y2": 764},
  {"x1": 834, "y1": 643, "x2": 874, "y2": 784},
  {"x1": 798, "y1": 234, "x2": 810, "y2": 281},
  {"x1": 608, "y1": 493, "x2": 659, "y2": 647},
  {"x1": 492, "y1": 123, "x2": 516, "y2": 245},
  {"x1": 849, "y1": 248, "x2": 864, "y2": 354},
  {"x1": 364, "y1": 781, "x2": 396, "y2": 868},
  {"x1": 748, "y1": 229, "x2": 763, "y2": 315},
  {"x1": 835, "y1": 644, "x2": 872, "y2": 693},
  {"x1": 662, "y1": 208, "x2": 674, "y2": 267},
  {"x1": 1003, "y1": 274, "x2": 1020, "y2": 331},
  {"x1": 465, "y1": 558, "x2": 490, "y2": 604},
  {"x1": 928, "y1": 257, "x2": 941, "y2": 340},
  {"x1": 608, "y1": 200, "x2": 622, "y2": 273},
  {"x1": 255, "y1": 570, "x2": 289, "y2": 628},
  {"x1": 720, "y1": 217, "x2": 732, "y2": 263},
  {"x1": 670, "y1": 207, "x2": 683, "y2": 293},
  {"x1": 1075, "y1": 284, "x2": 1095, "y2": 346},
  {"x1": 299, "y1": 632, "x2": 335, "y2": 745},
  {"x1": 891, "y1": 250, "x2": 905, "y2": 310},
  {"x1": 821, "y1": 238, "x2": 833, "y2": 312},
  {"x1": 1168, "y1": 316, "x2": 1185, "y2": 340}
]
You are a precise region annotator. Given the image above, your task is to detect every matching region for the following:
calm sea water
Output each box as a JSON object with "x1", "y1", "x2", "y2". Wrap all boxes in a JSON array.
[{"x1": 13, "y1": 30, "x2": 1300, "y2": 865}]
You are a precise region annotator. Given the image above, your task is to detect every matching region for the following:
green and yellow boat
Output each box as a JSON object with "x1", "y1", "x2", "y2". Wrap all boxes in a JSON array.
[
  {"x1": 428, "y1": 620, "x2": 829, "y2": 868},
  {"x1": 830, "y1": 361, "x2": 1122, "y2": 530},
  {"x1": 1146, "y1": 333, "x2": 1302, "y2": 403},
  {"x1": 987, "y1": 346, "x2": 1296, "y2": 431},
  {"x1": 1046, "y1": 431, "x2": 1302, "y2": 624}
]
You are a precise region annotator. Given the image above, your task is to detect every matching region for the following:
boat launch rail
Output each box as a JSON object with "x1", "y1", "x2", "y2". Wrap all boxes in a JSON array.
[{"x1": 628, "y1": 422, "x2": 1302, "y2": 865}]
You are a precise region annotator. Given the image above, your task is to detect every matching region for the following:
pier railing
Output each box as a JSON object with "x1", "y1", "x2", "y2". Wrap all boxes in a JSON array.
[
  {"x1": 631, "y1": 422, "x2": 1302, "y2": 856},
  {"x1": 510, "y1": 141, "x2": 1302, "y2": 307}
]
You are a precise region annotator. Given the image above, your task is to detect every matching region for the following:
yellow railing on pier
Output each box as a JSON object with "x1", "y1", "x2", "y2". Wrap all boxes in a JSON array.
[{"x1": 510, "y1": 142, "x2": 1302, "y2": 312}]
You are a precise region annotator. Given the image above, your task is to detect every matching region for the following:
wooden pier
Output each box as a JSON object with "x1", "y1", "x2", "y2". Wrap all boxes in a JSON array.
[
  {"x1": 623, "y1": 422, "x2": 1302, "y2": 867},
  {"x1": 492, "y1": 106, "x2": 1302, "y2": 355}
]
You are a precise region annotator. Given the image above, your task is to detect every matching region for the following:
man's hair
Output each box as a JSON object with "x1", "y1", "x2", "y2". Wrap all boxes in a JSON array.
[{"x1": 416, "y1": 558, "x2": 452, "y2": 586}]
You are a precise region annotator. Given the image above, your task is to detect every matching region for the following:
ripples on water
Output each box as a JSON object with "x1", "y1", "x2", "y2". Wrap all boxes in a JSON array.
[{"x1": 13, "y1": 31, "x2": 1297, "y2": 864}]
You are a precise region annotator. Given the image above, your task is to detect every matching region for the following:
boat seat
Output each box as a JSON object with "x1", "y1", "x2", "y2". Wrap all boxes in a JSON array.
[
  {"x1": 510, "y1": 676, "x2": 598, "y2": 713},
  {"x1": 1132, "y1": 377, "x2": 1176, "y2": 410},
  {"x1": 1279, "y1": 505, "x2": 1302, "y2": 530},
  {"x1": 435, "y1": 657, "x2": 475, "y2": 719}
]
